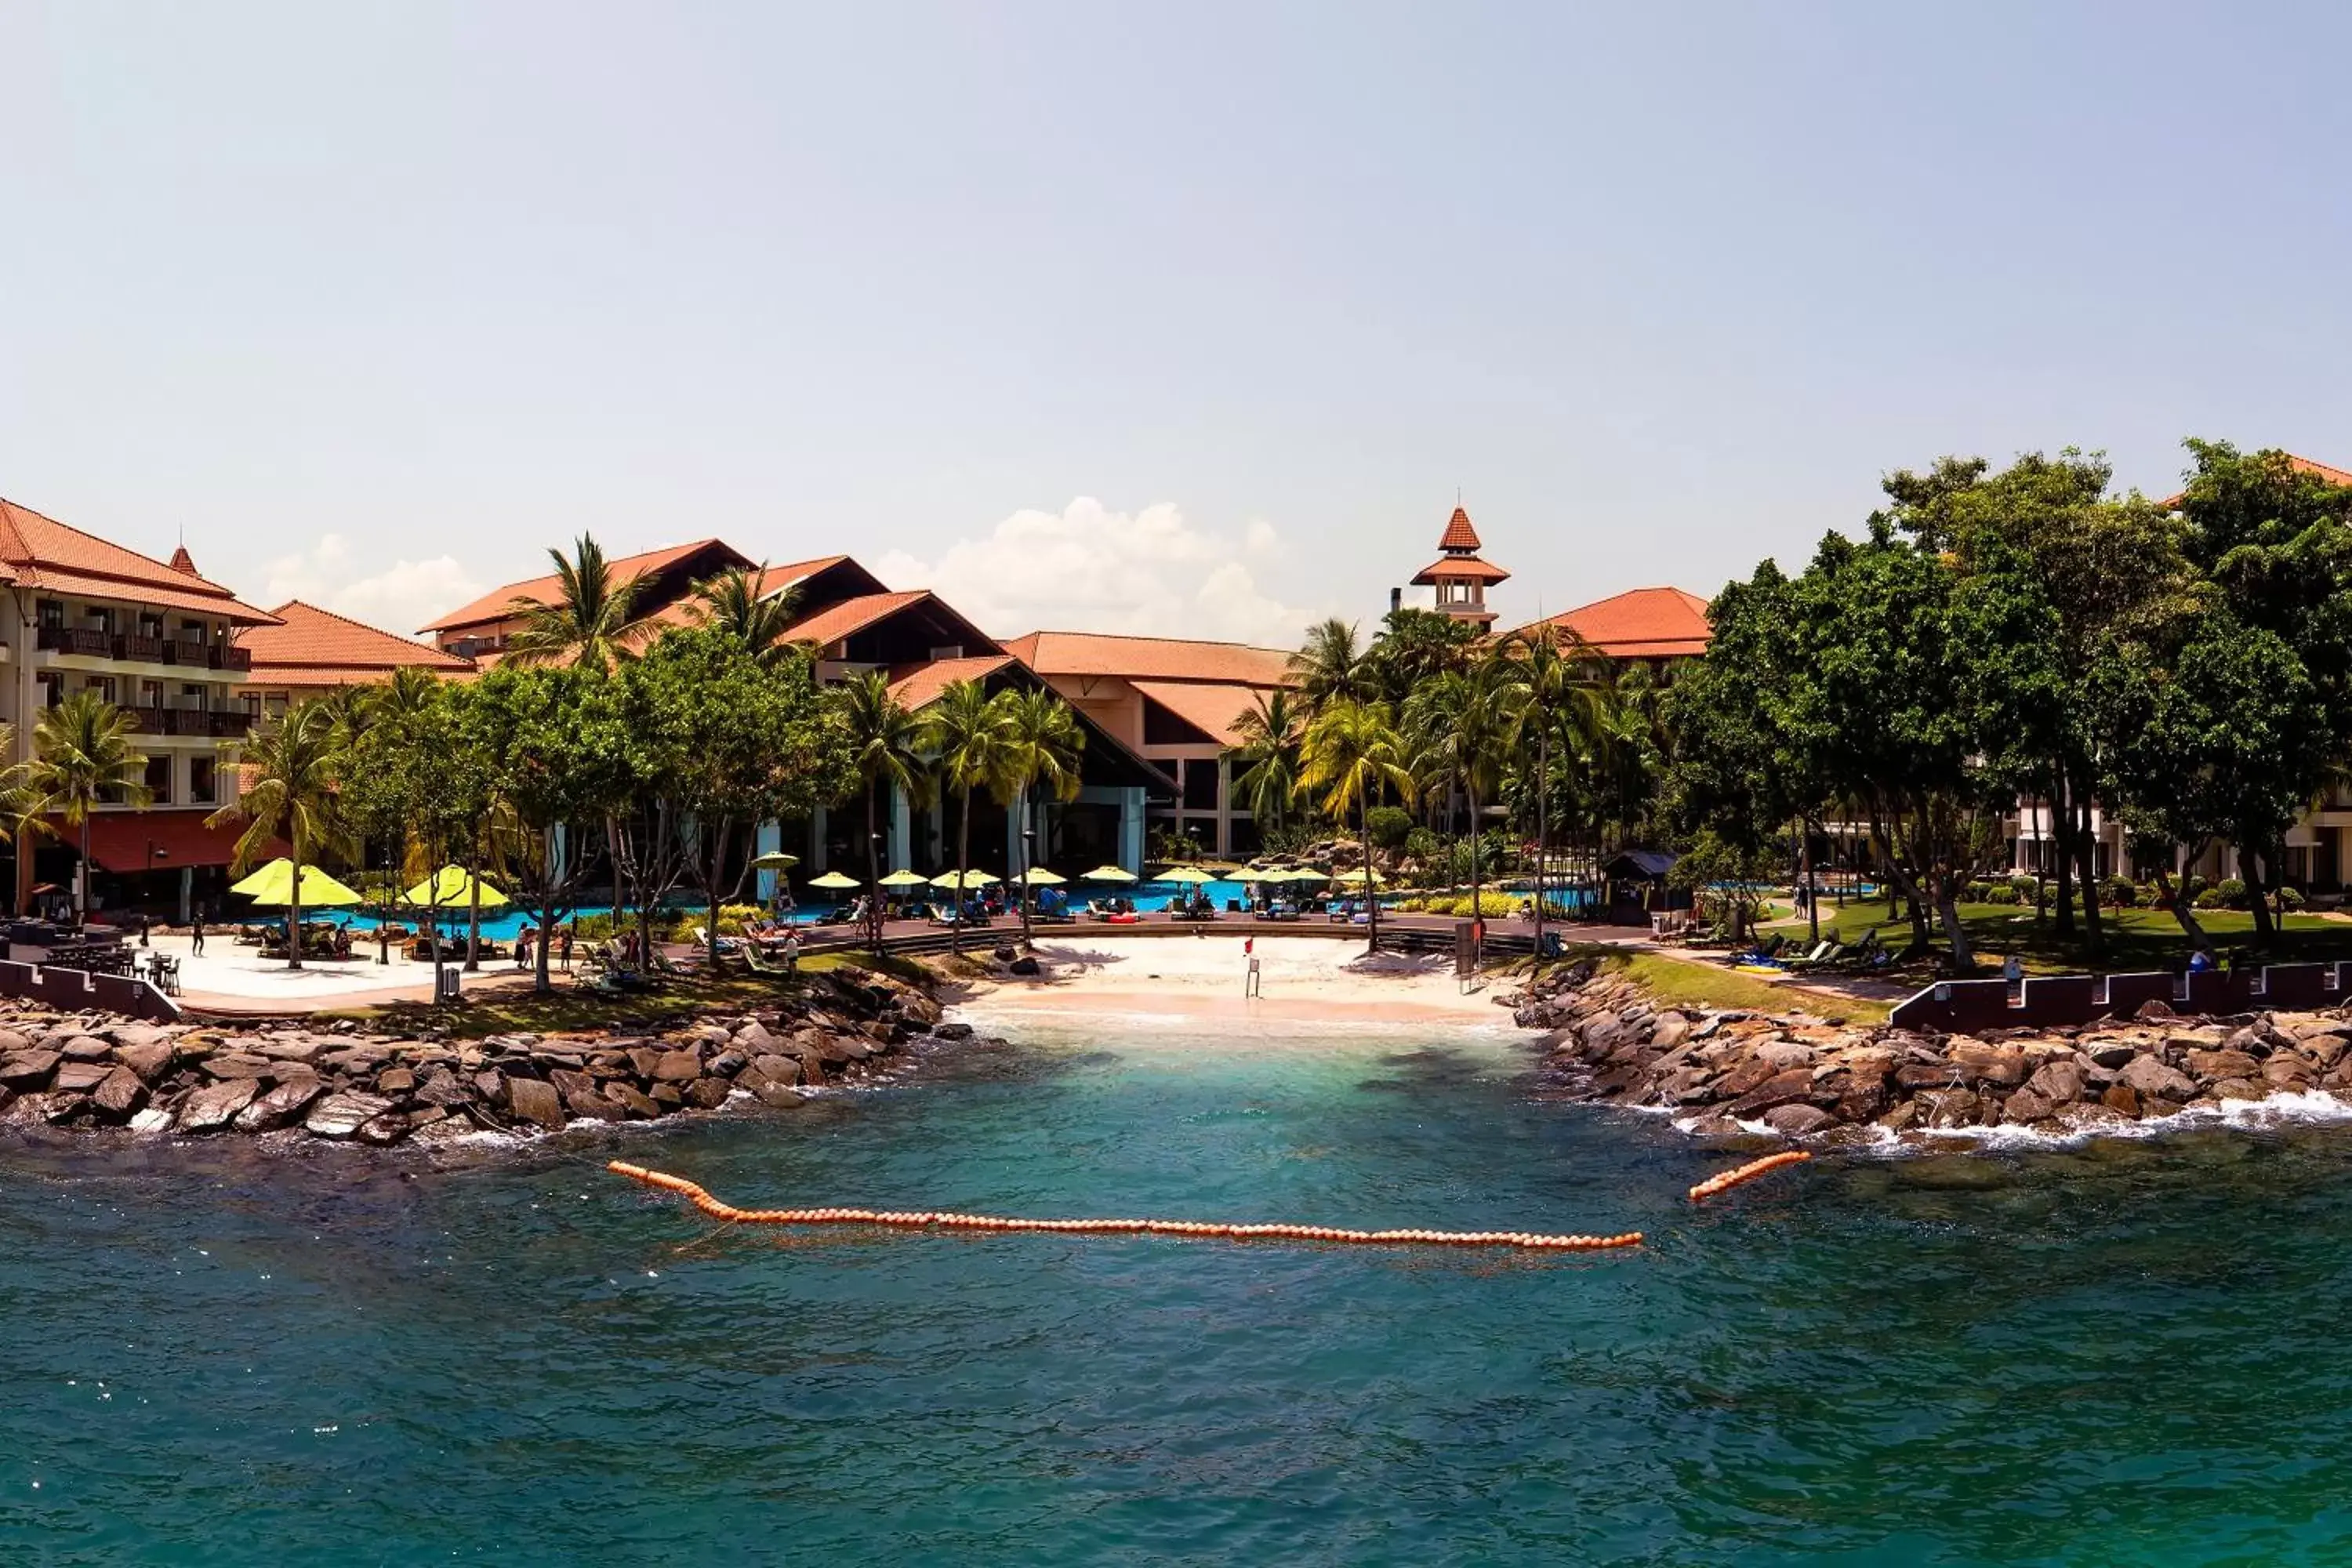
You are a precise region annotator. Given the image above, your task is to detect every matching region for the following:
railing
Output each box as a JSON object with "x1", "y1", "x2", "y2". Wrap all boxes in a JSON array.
[
  {"x1": 122, "y1": 707, "x2": 252, "y2": 738},
  {"x1": 35, "y1": 626, "x2": 113, "y2": 656},
  {"x1": 37, "y1": 626, "x2": 244, "y2": 670},
  {"x1": 122, "y1": 633, "x2": 166, "y2": 662}
]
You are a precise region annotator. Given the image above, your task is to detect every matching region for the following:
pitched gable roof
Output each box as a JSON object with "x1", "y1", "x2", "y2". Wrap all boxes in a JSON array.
[
  {"x1": 0, "y1": 497, "x2": 280, "y2": 622},
  {"x1": 1001, "y1": 630, "x2": 1294, "y2": 688},
  {"x1": 1516, "y1": 586, "x2": 1712, "y2": 659},
  {"x1": 2158, "y1": 452, "x2": 2352, "y2": 510},
  {"x1": 886, "y1": 654, "x2": 1016, "y2": 711},
  {"x1": 238, "y1": 601, "x2": 476, "y2": 687},
  {"x1": 419, "y1": 539, "x2": 756, "y2": 633}
]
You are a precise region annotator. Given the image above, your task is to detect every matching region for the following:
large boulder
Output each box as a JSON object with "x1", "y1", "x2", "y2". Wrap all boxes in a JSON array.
[
  {"x1": 506, "y1": 1076, "x2": 565, "y2": 1130},
  {"x1": 91, "y1": 1066, "x2": 147, "y2": 1121},
  {"x1": 652, "y1": 1049, "x2": 703, "y2": 1082},
  {"x1": 1752, "y1": 1039, "x2": 1817, "y2": 1071},
  {"x1": 2186, "y1": 1048, "x2": 2261, "y2": 1083},
  {"x1": 2002, "y1": 1087, "x2": 2056, "y2": 1124},
  {"x1": 59, "y1": 1035, "x2": 113, "y2": 1062},
  {"x1": 52, "y1": 1061, "x2": 111, "y2": 1094},
  {"x1": 1724, "y1": 1069, "x2": 1817, "y2": 1119},
  {"x1": 1947, "y1": 1040, "x2": 2027, "y2": 1087},
  {"x1": 0, "y1": 1050, "x2": 60, "y2": 1091},
  {"x1": 2023, "y1": 1059, "x2": 2084, "y2": 1106},
  {"x1": 1762, "y1": 1103, "x2": 1837, "y2": 1136},
  {"x1": 236, "y1": 1076, "x2": 328, "y2": 1132},
  {"x1": 1650, "y1": 1011, "x2": 1691, "y2": 1051},
  {"x1": 2119, "y1": 1054, "x2": 2197, "y2": 1104},
  {"x1": 179, "y1": 1079, "x2": 260, "y2": 1134},
  {"x1": 306, "y1": 1091, "x2": 394, "y2": 1140},
  {"x1": 113, "y1": 1040, "x2": 175, "y2": 1083}
]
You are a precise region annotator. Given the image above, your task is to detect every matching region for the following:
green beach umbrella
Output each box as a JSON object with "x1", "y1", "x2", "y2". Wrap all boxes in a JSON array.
[
  {"x1": 401, "y1": 865, "x2": 511, "y2": 909},
  {"x1": 240, "y1": 861, "x2": 365, "y2": 908},
  {"x1": 807, "y1": 870, "x2": 861, "y2": 891},
  {"x1": 749, "y1": 851, "x2": 801, "y2": 871},
  {"x1": 1080, "y1": 865, "x2": 1138, "y2": 883},
  {"x1": 877, "y1": 869, "x2": 929, "y2": 888},
  {"x1": 932, "y1": 869, "x2": 1000, "y2": 890}
]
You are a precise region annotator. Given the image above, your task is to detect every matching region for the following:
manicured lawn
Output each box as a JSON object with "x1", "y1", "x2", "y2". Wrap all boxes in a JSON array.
[
  {"x1": 1766, "y1": 898, "x2": 2349, "y2": 974},
  {"x1": 1538, "y1": 945, "x2": 1893, "y2": 1026}
]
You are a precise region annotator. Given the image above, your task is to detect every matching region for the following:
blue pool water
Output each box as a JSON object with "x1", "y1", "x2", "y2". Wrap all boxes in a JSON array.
[{"x1": 8, "y1": 1014, "x2": 2352, "y2": 1563}]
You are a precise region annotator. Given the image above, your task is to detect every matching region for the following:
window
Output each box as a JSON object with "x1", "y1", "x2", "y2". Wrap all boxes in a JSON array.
[
  {"x1": 139, "y1": 680, "x2": 163, "y2": 710},
  {"x1": 86, "y1": 677, "x2": 116, "y2": 704},
  {"x1": 189, "y1": 757, "x2": 216, "y2": 805},
  {"x1": 1181, "y1": 758, "x2": 1220, "y2": 811},
  {"x1": 34, "y1": 673, "x2": 61, "y2": 709},
  {"x1": 179, "y1": 619, "x2": 206, "y2": 641},
  {"x1": 241, "y1": 692, "x2": 262, "y2": 717},
  {"x1": 265, "y1": 695, "x2": 289, "y2": 718},
  {"x1": 35, "y1": 599, "x2": 63, "y2": 630},
  {"x1": 144, "y1": 755, "x2": 172, "y2": 804},
  {"x1": 182, "y1": 683, "x2": 208, "y2": 710},
  {"x1": 138, "y1": 612, "x2": 165, "y2": 639},
  {"x1": 85, "y1": 606, "x2": 114, "y2": 633}
]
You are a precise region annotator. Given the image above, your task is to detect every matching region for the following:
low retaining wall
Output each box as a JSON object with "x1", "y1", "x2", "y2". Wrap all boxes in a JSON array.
[
  {"x1": 1889, "y1": 963, "x2": 2337, "y2": 1031},
  {"x1": 0, "y1": 959, "x2": 180, "y2": 1022}
]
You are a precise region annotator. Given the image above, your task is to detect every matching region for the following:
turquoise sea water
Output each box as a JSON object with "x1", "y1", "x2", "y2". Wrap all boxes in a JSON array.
[{"x1": 7, "y1": 1017, "x2": 2352, "y2": 1565}]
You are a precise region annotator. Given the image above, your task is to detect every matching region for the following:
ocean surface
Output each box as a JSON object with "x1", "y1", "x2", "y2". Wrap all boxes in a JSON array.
[{"x1": 6, "y1": 1015, "x2": 2352, "y2": 1565}]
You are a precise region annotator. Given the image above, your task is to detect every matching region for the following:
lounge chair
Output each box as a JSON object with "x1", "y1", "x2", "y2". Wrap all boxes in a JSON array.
[{"x1": 1784, "y1": 942, "x2": 1844, "y2": 971}]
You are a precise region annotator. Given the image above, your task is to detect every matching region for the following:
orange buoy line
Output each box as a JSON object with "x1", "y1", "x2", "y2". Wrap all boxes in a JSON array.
[
  {"x1": 607, "y1": 1162, "x2": 1642, "y2": 1253},
  {"x1": 1688, "y1": 1149, "x2": 1812, "y2": 1203}
]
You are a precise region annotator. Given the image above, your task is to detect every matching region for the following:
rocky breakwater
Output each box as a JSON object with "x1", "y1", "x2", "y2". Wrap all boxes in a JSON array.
[
  {"x1": 1505, "y1": 960, "x2": 2352, "y2": 1142},
  {"x1": 0, "y1": 967, "x2": 975, "y2": 1149}
]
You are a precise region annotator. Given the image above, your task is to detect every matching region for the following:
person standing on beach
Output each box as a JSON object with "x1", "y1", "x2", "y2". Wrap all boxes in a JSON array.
[{"x1": 190, "y1": 910, "x2": 205, "y2": 956}]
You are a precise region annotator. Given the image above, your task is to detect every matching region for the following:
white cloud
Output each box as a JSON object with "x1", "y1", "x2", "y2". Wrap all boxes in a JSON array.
[
  {"x1": 876, "y1": 498, "x2": 1323, "y2": 648},
  {"x1": 259, "y1": 534, "x2": 483, "y2": 637}
]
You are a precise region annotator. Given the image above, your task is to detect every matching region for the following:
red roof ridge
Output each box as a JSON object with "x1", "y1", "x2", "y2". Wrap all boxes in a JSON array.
[
  {"x1": 420, "y1": 536, "x2": 747, "y2": 633},
  {"x1": 0, "y1": 494, "x2": 242, "y2": 596}
]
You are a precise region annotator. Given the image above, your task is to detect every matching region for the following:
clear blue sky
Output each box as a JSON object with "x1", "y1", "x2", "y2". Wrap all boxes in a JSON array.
[{"x1": 3, "y1": 2, "x2": 2347, "y2": 645}]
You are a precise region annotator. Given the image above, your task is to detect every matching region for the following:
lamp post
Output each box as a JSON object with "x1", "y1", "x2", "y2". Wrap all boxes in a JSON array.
[
  {"x1": 868, "y1": 829, "x2": 886, "y2": 954},
  {"x1": 143, "y1": 841, "x2": 168, "y2": 942}
]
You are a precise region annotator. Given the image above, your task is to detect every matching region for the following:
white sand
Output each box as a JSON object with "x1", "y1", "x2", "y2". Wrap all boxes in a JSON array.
[
  {"x1": 138, "y1": 932, "x2": 534, "y2": 1006},
  {"x1": 956, "y1": 935, "x2": 1513, "y2": 1023}
]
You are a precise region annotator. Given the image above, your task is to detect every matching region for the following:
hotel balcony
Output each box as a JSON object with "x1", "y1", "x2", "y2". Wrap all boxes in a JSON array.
[
  {"x1": 34, "y1": 625, "x2": 252, "y2": 670},
  {"x1": 122, "y1": 707, "x2": 253, "y2": 739}
]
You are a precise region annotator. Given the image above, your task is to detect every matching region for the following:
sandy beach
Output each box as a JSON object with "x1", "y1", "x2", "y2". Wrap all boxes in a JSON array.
[{"x1": 953, "y1": 935, "x2": 1514, "y2": 1024}]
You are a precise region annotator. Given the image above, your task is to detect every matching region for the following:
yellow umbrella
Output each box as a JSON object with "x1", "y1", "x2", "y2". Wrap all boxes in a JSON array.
[
  {"x1": 1081, "y1": 866, "x2": 1138, "y2": 883},
  {"x1": 878, "y1": 869, "x2": 929, "y2": 888},
  {"x1": 808, "y1": 870, "x2": 861, "y2": 891},
  {"x1": 1332, "y1": 867, "x2": 1389, "y2": 887},
  {"x1": 1014, "y1": 866, "x2": 1066, "y2": 886},
  {"x1": 401, "y1": 866, "x2": 511, "y2": 909},
  {"x1": 229, "y1": 857, "x2": 294, "y2": 896},
  {"x1": 1157, "y1": 866, "x2": 1218, "y2": 885},
  {"x1": 240, "y1": 861, "x2": 365, "y2": 908},
  {"x1": 932, "y1": 869, "x2": 1000, "y2": 890},
  {"x1": 749, "y1": 851, "x2": 801, "y2": 871}
]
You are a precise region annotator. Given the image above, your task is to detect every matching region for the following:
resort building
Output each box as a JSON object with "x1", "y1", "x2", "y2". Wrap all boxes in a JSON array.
[
  {"x1": 427, "y1": 544, "x2": 1170, "y2": 884},
  {"x1": 0, "y1": 497, "x2": 279, "y2": 917},
  {"x1": 1508, "y1": 586, "x2": 1714, "y2": 673},
  {"x1": 1402, "y1": 506, "x2": 1510, "y2": 628},
  {"x1": 238, "y1": 601, "x2": 476, "y2": 715},
  {"x1": 1001, "y1": 632, "x2": 1294, "y2": 857}
]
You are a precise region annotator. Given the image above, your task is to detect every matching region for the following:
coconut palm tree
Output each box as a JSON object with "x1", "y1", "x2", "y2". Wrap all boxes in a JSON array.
[
  {"x1": 208, "y1": 700, "x2": 347, "y2": 969},
  {"x1": 691, "y1": 563, "x2": 803, "y2": 665},
  {"x1": 12, "y1": 693, "x2": 147, "y2": 924},
  {"x1": 829, "y1": 670, "x2": 933, "y2": 952},
  {"x1": 1405, "y1": 659, "x2": 1515, "y2": 926},
  {"x1": 1231, "y1": 688, "x2": 1303, "y2": 841},
  {"x1": 923, "y1": 680, "x2": 1013, "y2": 955},
  {"x1": 1297, "y1": 698, "x2": 1414, "y2": 952},
  {"x1": 1290, "y1": 618, "x2": 1372, "y2": 711},
  {"x1": 501, "y1": 534, "x2": 655, "y2": 671},
  {"x1": 1499, "y1": 623, "x2": 1613, "y2": 958},
  {"x1": 996, "y1": 687, "x2": 1086, "y2": 950}
]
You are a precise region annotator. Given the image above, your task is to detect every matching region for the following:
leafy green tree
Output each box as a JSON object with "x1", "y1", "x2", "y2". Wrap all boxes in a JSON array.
[
  {"x1": 921, "y1": 679, "x2": 1013, "y2": 955},
  {"x1": 1298, "y1": 698, "x2": 1414, "y2": 951},
  {"x1": 502, "y1": 535, "x2": 655, "y2": 672},
  {"x1": 1367, "y1": 607, "x2": 1482, "y2": 704},
  {"x1": 13, "y1": 694, "x2": 147, "y2": 923},
  {"x1": 829, "y1": 670, "x2": 933, "y2": 952},
  {"x1": 207, "y1": 701, "x2": 343, "y2": 968},
  {"x1": 1404, "y1": 659, "x2": 1514, "y2": 922},
  {"x1": 1501, "y1": 622, "x2": 1617, "y2": 954},
  {"x1": 996, "y1": 686, "x2": 1086, "y2": 950}
]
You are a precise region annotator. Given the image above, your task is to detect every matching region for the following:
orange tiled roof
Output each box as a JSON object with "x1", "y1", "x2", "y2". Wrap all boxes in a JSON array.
[
  {"x1": 238, "y1": 601, "x2": 476, "y2": 688},
  {"x1": 0, "y1": 497, "x2": 279, "y2": 622},
  {"x1": 1438, "y1": 505, "x2": 1482, "y2": 551},
  {"x1": 2158, "y1": 452, "x2": 2352, "y2": 510},
  {"x1": 1410, "y1": 554, "x2": 1512, "y2": 586},
  {"x1": 1128, "y1": 680, "x2": 1273, "y2": 748},
  {"x1": 419, "y1": 539, "x2": 778, "y2": 633},
  {"x1": 1515, "y1": 586, "x2": 1712, "y2": 659},
  {"x1": 1002, "y1": 630, "x2": 1294, "y2": 688},
  {"x1": 886, "y1": 654, "x2": 1015, "y2": 710},
  {"x1": 783, "y1": 590, "x2": 936, "y2": 649}
]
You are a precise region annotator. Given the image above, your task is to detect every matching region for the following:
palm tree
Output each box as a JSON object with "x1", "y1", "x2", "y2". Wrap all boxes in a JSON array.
[
  {"x1": 923, "y1": 680, "x2": 1013, "y2": 956},
  {"x1": 13, "y1": 694, "x2": 147, "y2": 924},
  {"x1": 376, "y1": 665, "x2": 448, "y2": 724},
  {"x1": 1500, "y1": 624, "x2": 1613, "y2": 959},
  {"x1": 1297, "y1": 698, "x2": 1414, "y2": 952},
  {"x1": 829, "y1": 670, "x2": 933, "y2": 952},
  {"x1": 996, "y1": 688, "x2": 1086, "y2": 950},
  {"x1": 208, "y1": 701, "x2": 347, "y2": 969},
  {"x1": 1290, "y1": 618, "x2": 1371, "y2": 711},
  {"x1": 501, "y1": 534, "x2": 655, "y2": 671},
  {"x1": 692, "y1": 562, "x2": 803, "y2": 664},
  {"x1": 1230, "y1": 690, "x2": 1302, "y2": 839},
  {"x1": 1406, "y1": 660, "x2": 1515, "y2": 927}
]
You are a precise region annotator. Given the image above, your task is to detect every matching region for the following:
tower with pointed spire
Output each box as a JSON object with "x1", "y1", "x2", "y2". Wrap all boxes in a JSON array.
[{"x1": 1408, "y1": 504, "x2": 1509, "y2": 627}]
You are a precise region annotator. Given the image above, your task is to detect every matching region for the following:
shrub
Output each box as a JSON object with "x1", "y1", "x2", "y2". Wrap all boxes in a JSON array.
[
  {"x1": 2278, "y1": 885, "x2": 2307, "y2": 912},
  {"x1": 2011, "y1": 875, "x2": 2042, "y2": 899},
  {"x1": 2136, "y1": 882, "x2": 2168, "y2": 908},
  {"x1": 1982, "y1": 884, "x2": 2021, "y2": 906},
  {"x1": 2194, "y1": 877, "x2": 2249, "y2": 911},
  {"x1": 1965, "y1": 880, "x2": 1993, "y2": 902},
  {"x1": 2099, "y1": 875, "x2": 2136, "y2": 909},
  {"x1": 1403, "y1": 826, "x2": 1440, "y2": 863},
  {"x1": 1365, "y1": 805, "x2": 1414, "y2": 851}
]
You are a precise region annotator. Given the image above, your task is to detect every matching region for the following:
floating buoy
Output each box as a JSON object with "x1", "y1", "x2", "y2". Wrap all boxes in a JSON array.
[
  {"x1": 1689, "y1": 1150, "x2": 1813, "y2": 1203},
  {"x1": 607, "y1": 1162, "x2": 1642, "y2": 1254}
]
